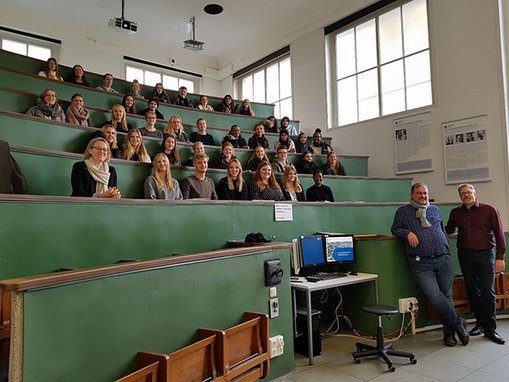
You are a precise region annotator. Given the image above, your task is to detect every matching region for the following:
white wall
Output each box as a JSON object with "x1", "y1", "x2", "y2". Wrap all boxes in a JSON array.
[{"x1": 290, "y1": 0, "x2": 509, "y2": 225}]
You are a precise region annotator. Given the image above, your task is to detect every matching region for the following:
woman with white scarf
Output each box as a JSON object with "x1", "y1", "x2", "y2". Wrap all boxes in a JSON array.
[
  {"x1": 26, "y1": 88, "x2": 65, "y2": 122},
  {"x1": 71, "y1": 138, "x2": 121, "y2": 198},
  {"x1": 65, "y1": 93, "x2": 90, "y2": 127}
]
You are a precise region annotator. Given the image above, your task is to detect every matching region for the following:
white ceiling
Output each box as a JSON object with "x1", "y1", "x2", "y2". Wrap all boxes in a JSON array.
[{"x1": 2, "y1": 0, "x2": 370, "y2": 71}]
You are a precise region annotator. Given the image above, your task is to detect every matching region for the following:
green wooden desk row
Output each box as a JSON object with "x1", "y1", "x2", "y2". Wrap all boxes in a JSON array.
[
  {"x1": 0, "y1": 49, "x2": 277, "y2": 117},
  {"x1": 9, "y1": 145, "x2": 409, "y2": 201},
  {"x1": 0, "y1": 66, "x2": 289, "y2": 132},
  {"x1": 0, "y1": 110, "x2": 366, "y2": 175}
]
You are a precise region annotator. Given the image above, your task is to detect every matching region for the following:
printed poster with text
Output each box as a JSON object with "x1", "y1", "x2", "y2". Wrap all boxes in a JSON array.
[
  {"x1": 442, "y1": 115, "x2": 489, "y2": 184},
  {"x1": 394, "y1": 112, "x2": 432, "y2": 174}
]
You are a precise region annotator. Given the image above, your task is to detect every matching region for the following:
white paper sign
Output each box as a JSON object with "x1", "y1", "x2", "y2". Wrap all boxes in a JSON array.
[{"x1": 274, "y1": 204, "x2": 293, "y2": 221}]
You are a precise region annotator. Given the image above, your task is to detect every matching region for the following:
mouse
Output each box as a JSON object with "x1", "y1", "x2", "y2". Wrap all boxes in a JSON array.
[{"x1": 349, "y1": 271, "x2": 358, "y2": 276}]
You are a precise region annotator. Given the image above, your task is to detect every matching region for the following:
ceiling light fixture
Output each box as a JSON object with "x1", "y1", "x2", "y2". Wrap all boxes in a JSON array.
[
  {"x1": 183, "y1": 17, "x2": 204, "y2": 51},
  {"x1": 204, "y1": 4, "x2": 224, "y2": 15}
]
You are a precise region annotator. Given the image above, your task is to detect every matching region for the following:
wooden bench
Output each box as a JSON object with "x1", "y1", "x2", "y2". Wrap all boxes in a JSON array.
[
  {"x1": 138, "y1": 334, "x2": 226, "y2": 382},
  {"x1": 199, "y1": 312, "x2": 270, "y2": 382},
  {"x1": 114, "y1": 361, "x2": 159, "y2": 382},
  {"x1": 0, "y1": 290, "x2": 10, "y2": 362}
]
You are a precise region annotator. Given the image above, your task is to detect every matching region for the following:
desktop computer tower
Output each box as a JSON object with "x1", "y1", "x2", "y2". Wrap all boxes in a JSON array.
[{"x1": 294, "y1": 309, "x2": 322, "y2": 357}]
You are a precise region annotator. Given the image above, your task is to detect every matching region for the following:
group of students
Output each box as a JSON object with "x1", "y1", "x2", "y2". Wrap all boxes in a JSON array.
[{"x1": 70, "y1": 137, "x2": 336, "y2": 202}]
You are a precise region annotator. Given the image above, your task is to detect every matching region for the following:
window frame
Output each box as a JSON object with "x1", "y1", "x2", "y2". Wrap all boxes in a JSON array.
[
  {"x1": 0, "y1": 26, "x2": 60, "y2": 61},
  {"x1": 325, "y1": 0, "x2": 432, "y2": 129}
]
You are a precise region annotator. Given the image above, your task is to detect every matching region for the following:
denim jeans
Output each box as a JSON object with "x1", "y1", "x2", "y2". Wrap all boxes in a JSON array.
[
  {"x1": 458, "y1": 248, "x2": 496, "y2": 330},
  {"x1": 407, "y1": 255, "x2": 461, "y2": 334}
]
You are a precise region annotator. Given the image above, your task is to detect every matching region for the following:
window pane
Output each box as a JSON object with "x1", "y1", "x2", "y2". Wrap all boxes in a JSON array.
[
  {"x1": 162, "y1": 75, "x2": 179, "y2": 91},
  {"x1": 179, "y1": 79, "x2": 194, "y2": 93},
  {"x1": 253, "y1": 70, "x2": 265, "y2": 103},
  {"x1": 407, "y1": 82, "x2": 431, "y2": 109},
  {"x1": 379, "y1": 8, "x2": 403, "y2": 64},
  {"x1": 405, "y1": 51, "x2": 430, "y2": 86},
  {"x1": 273, "y1": 101, "x2": 281, "y2": 119},
  {"x1": 27, "y1": 45, "x2": 51, "y2": 60},
  {"x1": 357, "y1": 69, "x2": 379, "y2": 121},
  {"x1": 144, "y1": 71, "x2": 161, "y2": 87},
  {"x1": 266, "y1": 64, "x2": 279, "y2": 103},
  {"x1": 403, "y1": 0, "x2": 429, "y2": 55},
  {"x1": 242, "y1": 76, "x2": 253, "y2": 100},
  {"x1": 381, "y1": 60, "x2": 405, "y2": 115},
  {"x1": 126, "y1": 67, "x2": 144, "y2": 83},
  {"x1": 356, "y1": 20, "x2": 377, "y2": 72},
  {"x1": 279, "y1": 58, "x2": 292, "y2": 99},
  {"x1": 338, "y1": 77, "x2": 358, "y2": 125},
  {"x1": 279, "y1": 98, "x2": 293, "y2": 119},
  {"x1": 2, "y1": 39, "x2": 26, "y2": 55},
  {"x1": 336, "y1": 29, "x2": 356, "y2": 78}
]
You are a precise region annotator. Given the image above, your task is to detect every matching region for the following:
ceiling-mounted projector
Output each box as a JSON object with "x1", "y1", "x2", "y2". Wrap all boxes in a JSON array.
[
  {"x1": 183, "y1": 17, "x2": 204, "y2": 51},
  {"x1": 108, "y1": 17, "x2": 138, "y2": 34}
]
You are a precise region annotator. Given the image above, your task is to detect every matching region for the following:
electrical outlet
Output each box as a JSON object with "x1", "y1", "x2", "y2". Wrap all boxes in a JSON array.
[
  {"x1": 269, "y1": 298, "x2": 279, "y2": 318},
  {"x1": 269, "y1": 335, "x2": 284, "y2": 358},
  {"x1": 399, "y1": 297, "x2": 418, "y2": 313},
  {"x1": 276, "y1": 335, "x2": 284, "y2": 355}
]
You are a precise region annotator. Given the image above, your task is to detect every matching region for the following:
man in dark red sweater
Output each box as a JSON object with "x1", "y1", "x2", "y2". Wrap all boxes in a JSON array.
[{"x1": 446, "y1": 183, "x2": 506, "y2": 345}]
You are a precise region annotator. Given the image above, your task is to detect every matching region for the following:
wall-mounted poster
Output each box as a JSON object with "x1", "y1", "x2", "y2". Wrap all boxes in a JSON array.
[
  {"x1": 442, "y1": 115, "x2": 489, "y2": 184},
  {"x1": 394, "y1": 112, "x2": 432, "y2": 174}
]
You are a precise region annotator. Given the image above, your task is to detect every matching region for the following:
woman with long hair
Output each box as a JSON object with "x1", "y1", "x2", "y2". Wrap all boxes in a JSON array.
[
  {"x1": 216, "y1": 158, "x2": 248, "y2": 200},
  {"x1": 323, "y1": 151, "x2": 346, "y2": 176},
  {"x1": 217, "y1": 141, "x2": 236, "y2": 169},
  {"x1": 144, "y1": 153, "x2": 182, "y2": 200},
  {"x1": 121, "y1": 129, "x2": 151, "y2": 163},
  {"x1": 26, "y1": 88, "x2": 65, "y2": 122},
  {"x1": 164, "y1": 115, "x2": 189, "y2": 142},
  {"x1": 245, "y1": 146, "x2": 269, "y2": 172},
  {"x1": 160, "y1": 135, "x2": 181, "y2": 166},
  {"x1": 107, "y1": 104, "x2": 132, "y2": 132},
  {"x1": 65, "y1": 93, "x2": 90, "y2": 127},
  {"x1": 68, "y1": 64, "x2": 90, "y2": 87},
  {"x1": 248, "y1": 161, "x2": 283, "y2": 201},
  {"x1": 281, "y1": 165, "x2": 305, "y2": 201},
  {"x1": 121, "y1": 94, "x2": 137, "y2": 114},
  {"x1": 100, "y1": 124, "x2": 121, "y2": 159},
  {"x1": 151, "y1": 83, "x2": 170, "y2": 104},
  {"x1": 38, "y1": 57, "x2": 63, "y2": 81},
  {"x1": 248, "y1": 123, "x2": 269, "y2": 150},
  {"x1": 218, "y1": 94, "x2": 238, "y2": 113},
  {"x1": 71, "y1": 137, "x2": 121, "y2": 198}
]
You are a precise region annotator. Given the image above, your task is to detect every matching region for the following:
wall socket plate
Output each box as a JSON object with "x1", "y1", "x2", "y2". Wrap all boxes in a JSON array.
[{"x1": 269, "y1": 297, "x2": 279, "y2": 318}]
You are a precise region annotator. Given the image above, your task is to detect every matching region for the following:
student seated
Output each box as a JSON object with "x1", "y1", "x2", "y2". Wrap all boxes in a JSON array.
[
  {"x1": 217, "y1": 94, "x2": 238, "y2": 113},
  {"x1": 139, "y1": 111, "x2": 163, "y2": 139},
  {"x1": 120, "y1": 129, "x2": 151, "y2": 163},
  {"x1": 280, "y1": 116, "x2": 298, "y2": 136},
  {"x1": 262, "y1": 118, "x2": 277, "y2": 134},
  {"x1": 248, "y1": 123, "x2": 269, "y2": 150},
  {"x1": 295, "y1": 132, "x2": 312, "y2": 153},
  {"x1": 281, "y1": 165, "x2": 305, "y2": 201},
  {"x1": 245, "y1": 146, "x2": 269, "y2": 172},
  {"x1": 184, "y1": 141, "x2": 205, "y2": 167},
  {"x1": 164, "y1": 115, "x2": 189, "y2": 142},
  {"x1": 216, "y1": 158, "x2": 248, "y2": 200},
  {"x1": 160, "y1": 135, "x2": 181, "y2": 166},
  {"x1": 138, "y1": 98, "x2": 164, "y2": 120},
  {"x1": 68, "y1": 64, "x2": 91, "y2": 87},
  {"x1": 271, "y1": 146, "x2": 290, "y2": 174},
  {"x1": 306, "y1": 170, "x2": 334, "y2": 202},
  {"x1": 131, "y1": 80, "x2": 145, "y2": 100},
  {"x1": 96, "y1": 73, "x2": 118, "y2": 93},
  {"x1": 105, "y1": 104, "x2": 132, "y2": 132},
  {"x1": 181, "y1": 153, "x2": 218, "y2": 199},
  {"x1": 216, "y1": 141, "x2": 236, "y2": 169},
  {"x1": 248, "y1": 161, "x2": 284, "y2": 201},
  {"x1": 222, "y1": 125, "x2": 248, "y2": 149},
  {"x1": 171, "y1": 86, "x2": 193, "y2": 107},
  {"x1": 100, "y1": 124, "x2": 122, "y2": 159},
  {"x1": 267, "y1": 116, "x2": 279, "y2": 132},
  {"x1": 274, "y1": 129, "x2": 296, "y2": 153},
  {"x1": 144, "y1": 153, "x2": 183, "y2": 200},
  {"x1": 190, "y1": 118, "x2": 215, "y2": 146},
  {"x1": 151, "y1": 83, "x2": 170, "y2": 104},
  {"x1": 311, "y1": 128, "x2": 333, "y2": 154},
  {"x1": 38, "y1": 57, "x2": 63, "y2": 81},
  {"x1": 65, "y1": 93, "x2": 90, "y2": 127},
  {"x1": 323, "y1": 151, "x2": 346, "y2": 176},
  {"x1": 122, "y1": 94, "x2": 137, "y2": 114},
  {"x1": 71, "y1": 137, "x2": 121, "y2": 198},
  {"x1": 237, "y1": 99, "x2": 255, "y2": 116},
  {"x1": 26, "y1": 88, "x2": 65, "y2": 122},
  {"x1": 295, "y1": 151, "x2": 319, "y2": 174},
  {"x1": 196, "y1": 95, "x2": 214, "y2": 111}
]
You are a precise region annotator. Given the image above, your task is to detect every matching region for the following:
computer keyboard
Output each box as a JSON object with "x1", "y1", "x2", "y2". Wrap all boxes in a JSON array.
[{"x1": 305, "y1": 272, "x2": 348, "y2": 281}]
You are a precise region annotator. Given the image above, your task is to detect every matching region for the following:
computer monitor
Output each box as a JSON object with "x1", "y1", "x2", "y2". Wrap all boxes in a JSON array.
[
  {"x1": 324, "y1": 235, "x2": 355, "y2": 264},
  {"x1": 299, "y1": 235, "x2": 326, "y2": 268}
]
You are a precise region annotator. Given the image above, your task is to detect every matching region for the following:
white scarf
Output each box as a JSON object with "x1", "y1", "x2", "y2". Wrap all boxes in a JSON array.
[
  {"x1": 84, "y1": 158, "x2": 110, "y2": 195},
  {"x1": 410, "y1": 199, "x2": 431, "y2": 228}
]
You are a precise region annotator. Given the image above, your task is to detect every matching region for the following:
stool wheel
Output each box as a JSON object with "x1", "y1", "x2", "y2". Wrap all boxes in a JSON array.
[
  {"x1": 389, "y1": 366, "x2": 395, "y2": 372},
  {"x1": 411, "y1": 358, "x2": 417, "y2": 364},
  {"x1": 354, "y1": 358, "x2": 361, "y2": 364}
]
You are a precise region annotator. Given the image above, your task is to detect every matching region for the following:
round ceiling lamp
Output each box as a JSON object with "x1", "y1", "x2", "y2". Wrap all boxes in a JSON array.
[{"x1": 204, "y1": 4, "x2": 224, "y2": 15}]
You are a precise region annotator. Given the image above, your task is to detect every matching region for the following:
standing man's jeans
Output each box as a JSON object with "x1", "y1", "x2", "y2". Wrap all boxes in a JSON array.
[
  {"x1": 458, "y1": 248, "x2": 497, "y2": 331},
  {"x1": 407, "y1": 255, "x2": 461, "y2": 334}
]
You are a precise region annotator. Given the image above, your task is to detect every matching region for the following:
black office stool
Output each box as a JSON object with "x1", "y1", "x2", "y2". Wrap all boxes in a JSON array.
[{"x1": 352, "y1": 304, "x2": 416, "y2": 372}]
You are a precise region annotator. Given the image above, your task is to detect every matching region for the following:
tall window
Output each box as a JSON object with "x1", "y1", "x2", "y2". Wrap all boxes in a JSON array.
[
  {"x1": 234, "y1": 55, "x2": 292, "y2": 119},
  {"x1": 0, "y1": 27, "x2": 59, "y2": 61},
  {"x1": 125, "y1": 58, "x2": 200, "y2": 93},
  {"x1": 327, "y1": 0, "x2": 431, "y2": 127}
]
